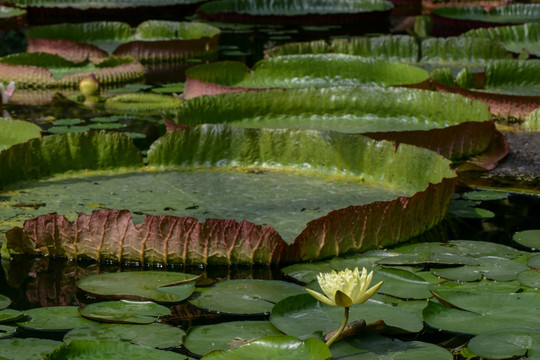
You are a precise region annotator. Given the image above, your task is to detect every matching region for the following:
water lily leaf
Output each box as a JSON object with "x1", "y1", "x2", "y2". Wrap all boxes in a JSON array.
[
  {"x1": 151, "y1": 82, "x2": 185, "y2": 94},
  {"x1": 0, "y1": 309, "x2": 25, "y2": 324},
  {"x1": 330, "y1": 331, "x2": 452, "y2": 359},
  {"x1": 175, "y1": 86, "x2": 503, "y2": 167},
  {"x1": 462, "y1": 190, "x2": 509, "y2": 201},
  {"x1": 0, "y1": 325, "x2": 16, "y2": 339},
  {"x1": 88, "y1": 122, "x2": 126, "y2": 130},
  {"x1": 377, "y1": 253, "x2": 477, "y2": 266},
  {"x1": 372, "y1": 268, "x2": 432, "y2": 299},
  {"x1": 0, "y1": 5, "x2": 25, "y2": 27},
  {"x1": 104, "y1": 93, "x2": 183, "y2": 116},
  {"x1": 183, "y1": 320, "x2": 282, "y2": 356},
  {"x1": 467, "y1": 328, "x2": 540, "y2": 359},
  {"x1": 189, "y1": 279, "x2": 305, "y2": 315},
  {"x1": 0, "y1": 295, "x2": 11, "y2": 310},
  {"x1": 528, "y1": 254, "x2": 540, "y2": 270},
  {"x1": 464, "y1": 23, "x2": 540, "y2": 58},
  {"x1": 46, "y1": 125, "x2": 92, "y2": 134},
  {"x1": 196, "y1": 0, "x2": 393, "y2": 25},
  {"x1": 447, "y1": 199, "x2": 495, "y2": 218},
  {"x1": 431, "y1": 279, "x2": 522, "y2": 294},
  {"x1": 64, "y1": 322, "x2": 185, "y2": 349},
  {"x1": 78, "y1": 300, "x2": 170, "y2": 324},
  {"x1": 76, "y1": 271, "x2": 199, "y2": 303},
  {"x1": 513, "y1": 229, "x2": 540, "y2": 250},
  {"x1": 106, "y1": 84, "x2": 153, "y2": 94},
  {"x1": 17, "y1": 306, "x2": 94, "y2": 331},
  {"x1": 3, "y1": 125, "x2": 456, "y2": 265},
  {"x1": 424, "y1": 291, "x2": 540, "y2": 334},
  {"x1": 0, "y1": 338, "x2": 62, "y2": 360},
  {"x1": 270, "y1": 294, "x2": 423, "y2": 339},
  {"x1": 51, "y1": 118, "x2": 82, "y2": 126},
  {"x1": 516, "y1": 269, "x2": 540, "y2": 289},
  {"x1": 200, "y1": 335, "x2": 331, "y2": 360},
  {"x1": 0, "y1": 52, "x2": 145, "y2": 88},
  {"x1": 27, "y1": 21, "x2": 220, "y2": 63},
  {"x1": 0, "y1": 118, "x2": 42, "y2": 151},
  {"x1": 183, "y1": 55, "x2": 429, "y2": 99},
  {"x1": 431, "y1": 256, "x2": 528, "y2": 282},
  {"x1": 281, "y1": 261, "x2": 335, "y2": 284},
  {"x1": 42, "y1": 340, "x2": 192, "y2": 360}
]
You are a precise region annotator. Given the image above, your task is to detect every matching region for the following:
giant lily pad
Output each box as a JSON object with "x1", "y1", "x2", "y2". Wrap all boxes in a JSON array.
[
  {"x1": 63, "y1": 322, "x2": 185, "y2": 349},
  {"x1": 26, "y1": 21, "x2": 221, "y2": 63},
  {"x1": 183, "y1": 320, "x2": 282, "y2": 356},
  {"x1": 430, "y1": 4, "x2": 540, "y2": 36},
  {"x1": 76, "y1": 271, "x2": 199, "y2": 303},
  {"x1": 42, "y1": 340, "x2": 192, "y2": 360},
  {"x1": 2, "y1": 126, "x2": 456, "y2": 264},
  {"x1": 199, "y1": 335, "x2": 331, "y2": 360},
  {"x1": 0, "y1": 118, "x2": 42, "y2": 151},
  {"x1": 0, "y1": 338, "x2": 62, "y2": 360},
  {"x1": 196, "y1": 0, "x2": 393, "y2": 26},
  {"x1": 188, "y1": 279, "x2": 305, "y2": 315},
  {"x1": 0, "y1": 52, "x2": 144, "y2": 88},
  {"x1": 431, "y1": 60, "x2": 540, "y2": 119},
  {"x1": 423, "y1": 291, "x2": 540, "y2": 334},
  {"x1": 183, "y1": 55, "x2": 430, "y2": 99},
  {"x1": 174, "y1": 86, "x2": 506, "y2": 169},
  {"x1": 464, "y1": 22, "x2": 540, "y2": 58},
  {"x1": 270, "y1": 294, "x2": 423, "y2": 339}
]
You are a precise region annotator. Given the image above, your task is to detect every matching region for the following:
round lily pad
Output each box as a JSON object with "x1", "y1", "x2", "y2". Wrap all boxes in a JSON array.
[
  {"x1": 528, "y1": 254, "x2": 540, "y2": 270},
  {"x1": 0, "y1": 118, "x2": 42, "y2": 152},
  {"x1": 64, "y1": 322, "x2": 185, "y2": 349},
  {"x1": 270, "y1": 294, "x2": 423, "y2": 340},
  {"x1": 76, "y1": 271, "x2": 199, "y2": 303},
  {"x1": 42, "y1": 340, "x2": 192, "y2": 360},
  {"x1": 0, "y1": 309, "x2": 25, "y2": 324},
  {"x1": 0, "y1": 295, "x2": 11, "y2": 310},
  {"x1": 183, "y1": 320, "x2": 283, "y2": 356},
  {"x1": 17, "y1": 306, "x2": 94, "y2": 332},
  {"x1": 467, "y1": 328, "x2": 540, "y2": 359},
  {"x1": 516, "y1": 269, "x2": 540, "y2": 289},
  {"x1": 431, "y1": 256, "x2": 528, "y2": 282},
  {"x1": 389, "y1": 240, "x2": 522, "y2": 260},
  {"x1": 0, "y1": 338, "x2": 62, "y2": 360},
  {"x1": 330, "y1": 331, "x2": 452, "y2": 359},
  {"x1": 199, "y1": 335, "x2": 331, "y2": 360},
  {"x1": 0, "y1": 325, "x2": 16, "y2": 339},
  {"x1": 78, "y1": 300, "x2": 171, "y2": 324},
  {"x1": 513, "y1": 230, "x2": 540, "y2": 250},
  {"x1": 188, "y1": 279, "x2": 305, "y2": 315},
  {"x1": 431, "y1": 279, "x2": 522, "y2": 294}
]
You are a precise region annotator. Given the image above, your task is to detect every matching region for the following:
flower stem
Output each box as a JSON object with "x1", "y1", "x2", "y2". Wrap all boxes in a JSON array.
[{"x1": 326, "y1": 306, "x2": 349, "y2": 347}]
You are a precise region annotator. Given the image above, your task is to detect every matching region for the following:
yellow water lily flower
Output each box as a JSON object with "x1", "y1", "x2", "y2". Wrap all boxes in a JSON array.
[{"x1": 306, "y1": 267, "x2": 383, "y2": 308}]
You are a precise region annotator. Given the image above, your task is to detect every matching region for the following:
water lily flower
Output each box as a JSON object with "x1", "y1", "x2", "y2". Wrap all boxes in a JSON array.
[
  {"x1": 0, "y1": 81, "x2": 15, "y2": 105},
  {"x1": 306, "y1": 267, "x2": 383, "y2": 347},
  {"x1": 306, "y1": 267, "x2": 383, "y2": 308}
]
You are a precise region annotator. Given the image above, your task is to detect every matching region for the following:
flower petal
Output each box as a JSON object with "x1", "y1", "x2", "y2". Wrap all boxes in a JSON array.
[
  {"x1": 353, "y1": 280, "x2": 384, "y2": 305},
  {"x1": 306, "y1": 288, "x2": 336, "y2": 306},
  {"x1": 334, "y1": 290, "x2": 353, "y2": 307}
]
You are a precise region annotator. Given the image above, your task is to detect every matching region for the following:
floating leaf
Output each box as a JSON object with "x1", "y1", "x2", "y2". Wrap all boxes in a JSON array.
[
  {"x1": 76, "y1": 271, "x2": 199, "y2": 303},
  {"x1": 0, "y1": 118, "x2": 42, "y2": 152},
  {"x1": 104, "y1": 93, "x2": 183, "y2": 116},
  {"x1": 467, "y1": 328, "x2": 540, "y2": 359},
  {"x1": 17, "y1": 306, "x2": 94, "y2": 332},
  {"x1": 513, "y1": 230, "x2": 540, "y2": 250},
  {"x1": 528, "y1": 254, "x2": 540, "y2": 270},
  {"x1": 51, "y1": 118, "x2": 82, "y2": 126},
  {"x1": 462, "y1": 190, "x2": 509, "y2": 201},
  {"x1": 464, "y1": 23, "x2": 540, "y2": 58},
  {"x1": 78, "y1": 300, "x2": 171, "y2": 324},
  {"x1": 199, "y1": 335, "x2": 331, "y2": 360},
  {"x1": 516, "y1": 269, "x2": 540, "y2": 289},
  {"x1": 183, "y1": 320, "x2": 282, "y2": 356},
  {"x1": 189, "y1": 279, "x2": 305, "y2": 315},
  {"x1": 431, "y1": 256, "x2": 528, "y2": 282},
  {"x1": 387, "y1": 240, "x2": 522, "y2": 259},
  {"x1": 46, "y1": 125, "x2": 91, "y2": 134},
  {"x1": 0, "y1": 338, "x2": 62, "y2": 360},
  {"x1": 0, "y1": 309, "x2": 25, "y2": 324},
  {"x1": 448, "y1": 199, "x2": 495, "y2": 219},
  {"x1": 64, "y1": 322, "x2": 185, "y2": 349},
  {"x1": 0, "y1": 325, "x2": 16, "y2": 339},
  {"x1": 0, "y1": 295, "x2": 11, "y2": 310},
  {"x1": 270, "y1": 294, "x2": 423, "y2": 339},
  {"x1": 431, "y1": 279, "x2": 522, "y2": 294}
]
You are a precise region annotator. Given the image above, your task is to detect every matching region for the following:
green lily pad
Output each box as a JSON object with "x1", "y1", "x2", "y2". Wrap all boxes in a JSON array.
[
  {"x1": 88, "y1": 123, "x2": 127, "y2": 130},
  {"x1": 189, "y1": 279, "x2": 305, "y2": 315},
  {"x1": 0, "y1": 295, "x2": 11, "y2": 310},
  {"x1": 63, "y1": 322, "x2": 185, "y2": 349},
  {"x1": 76, "y1": 271, "x2": 199, "y2": 303},
  {"x1": 78, "y1": 300, "x2": 171, "y2": 324},
  {"x1": 0, "y1": 309, "x2": 25, "y2": 324},
  {"x1": 17, "y1": 306, "x2": 94, "y2": 332},
  {"x1": 388, "y1": 240, "x2": 522, "y2": 259},
  {"x1": 431, "y1": 279, "x2": 522, "y2": 294},
  {"x1": 280, "y1": 261, "x2": 335, "y2": 284},
  {"x1": 513, "y1": 230, "x2": 540, "y2": 250},
  {"x1": 0, "y1": 338, "x2": 62, "y2": 360},
  {"x1": 528, "y1": 254, "x2": 540, "y2": 270},
  {"x1": 184, "y1": 55, "x2": 429, "y2": 98},
  {"x1": 151, "y1": 82, "x2": 185, "y2": 94},
  {"x1": 0, "y1": 118, "x2": 42, "y2": 152},
  {"x1": 199, "y1": 335, "x2": 331, "y2": 360},
  {"x1": 104, "y1": 93, "x2": 183, "y2": 116},
  {"x1": 26, "y1": 21, "x2": 220, "y2": 63},
  {"x1": 183, "y1": 320, "x2": 283, "y2": 356},
  {"x1": 52, "y1": 118, "x2": 82, "y2": 126},
  {"x1": 447, "y1": 199, "x2": 495, "y2": 218},
  {"x1": 464, "y1": 23, "x2": 540, "y2": 57},
  {"x1": 106, "y1": 84, "x2": 153, "y2": 94},
  {"x1": 431, "y1": 4, "x2": 540, "y2": 26},
  {"x1": 516, "y1": 269, "x2": 540, "y2": 289},
  {"x1": 0, "y1": 52, "x2": 145, "y2": 88},
  {"x1": 0, "y1": 325, "x2": 16, "y2": 339},
  {"x1": 270, "y1": 294, "x2": 423, "y2": 339},
  {"x1": 372, "y1": 268, "x2": 432, "y2": 299},
  {"x1": 431, "y1": 256, "x2": 528, "y2": 282},
  {"x1": 330, "y1": 331, "x2": 452, "y2": 359},
  {"x1": 462, "y1": 190, "x2": 509, "y2": 201},
  {"x1": 467, "y1": 328, "x2": 540, "y2": 359},
  {"x1": 42, "y1": 340, "x2": 192, "y2": 360},
  {"x1": 46, "y1": 125, "x2": 92, "y2": 134},
  {"x1": 424, "y1": 291, "x2": 540, "y2": 334}
]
